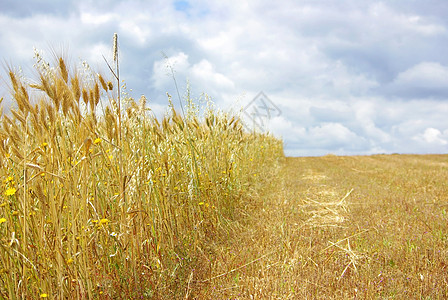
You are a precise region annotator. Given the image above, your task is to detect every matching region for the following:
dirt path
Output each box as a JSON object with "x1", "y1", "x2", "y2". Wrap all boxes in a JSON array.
[{"x1": 198, "y1": 154, "x2": 448, "y2": 299}]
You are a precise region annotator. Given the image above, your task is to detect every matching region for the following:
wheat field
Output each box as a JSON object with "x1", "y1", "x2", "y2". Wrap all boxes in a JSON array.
[
  {"x1": 1, "y1": 51, "x2": 447, "y2": 299},
  {"x1": 0, "y1": 53, "x2": 283, "y2": 298}
]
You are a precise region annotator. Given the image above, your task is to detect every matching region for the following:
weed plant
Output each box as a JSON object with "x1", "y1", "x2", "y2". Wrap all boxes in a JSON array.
[{"x1": 0, "y1": 54, "x2": 283, "y2": 298}]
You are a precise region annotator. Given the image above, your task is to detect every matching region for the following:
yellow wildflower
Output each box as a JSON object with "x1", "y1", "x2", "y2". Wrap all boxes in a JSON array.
[
  {"x1": 94, "y1": 138, "x2": 102, "y2": 145},
  {"x1": 40, "y1": 294, "x2": 48, "y2": 298},
  {"x1": 198, "y1": 202, "x2": 204, "y2": 206},
  {"x1": 0, "y1": 218, "x2": 6, "y2": 224},
  {"x1": 99, "y1": 218, "x2": 110, "y2": 225},
  {"x1": 67, "y1": 258, "x2": 74, "y2": 264}
]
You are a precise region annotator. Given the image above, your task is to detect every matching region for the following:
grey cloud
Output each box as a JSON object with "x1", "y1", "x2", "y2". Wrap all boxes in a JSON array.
[
  {"x1": 298, "y1": 1, "x2": 448, "y2": 92},
  {"x1": 384, "y1": 62, "x2": 448, "y2": 99},
  {"x1": 309, "y1": 106, "x2": 352, "y2": 123},
  {"x1": 0, "y1": 0, "x2": 77, "y2": 17}
]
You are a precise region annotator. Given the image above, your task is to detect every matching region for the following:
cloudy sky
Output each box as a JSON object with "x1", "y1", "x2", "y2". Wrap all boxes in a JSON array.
[{"x1": 1, "y1": 0, "x2": 448, "y2": 156}]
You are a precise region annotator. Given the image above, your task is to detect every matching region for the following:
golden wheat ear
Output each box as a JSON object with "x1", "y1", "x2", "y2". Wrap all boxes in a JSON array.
[
  {"x1": 59, "y1": 57, "x2": 69, "y2": 83},
  {"x1": 98, "y1": 74, "x2": 108, "y2": 92}
]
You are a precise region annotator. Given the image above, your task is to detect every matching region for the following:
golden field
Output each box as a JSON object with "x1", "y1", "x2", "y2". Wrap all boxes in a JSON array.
[
  {"x1": 0, "y1": 53, "x2": 447, "y2": 299},
  {"x1": 208, "y1": 154, "x2": 448, "y2": 299}
]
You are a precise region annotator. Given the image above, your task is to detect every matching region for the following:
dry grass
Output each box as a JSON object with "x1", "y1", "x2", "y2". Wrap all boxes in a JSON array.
[{"x1": 202, "y1": 154, "x2": 448, "y2": 299}]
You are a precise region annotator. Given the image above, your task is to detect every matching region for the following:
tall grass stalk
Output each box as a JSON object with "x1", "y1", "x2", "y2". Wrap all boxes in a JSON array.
[{"x1": 0, "y1": 52, "x2": 283, "y2": 298}]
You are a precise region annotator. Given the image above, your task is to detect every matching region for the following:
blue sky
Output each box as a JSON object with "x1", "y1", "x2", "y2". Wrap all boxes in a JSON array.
[
  {"x1": 174, "y1": 0, "x2": 191, "y2": 11},
  {"x1": 1, "y1": 0, "x2": 448, "y2": 156}
]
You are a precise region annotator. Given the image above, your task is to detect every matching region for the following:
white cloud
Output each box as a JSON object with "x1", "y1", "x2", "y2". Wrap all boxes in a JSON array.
[
  {"x1": 353, "y1": 100, "x2": 391, "y2": 143},
  {"x1": 151, "y1": 53, "x2": 237, "y2": 109},
  {"x1": 80, "y1": 12, "x2": 116, "y2": 25},
  {"x1": 191, "y1": 59, "x2": 235, "y2": 91},
  {"x1": 308, "y1": 123, "x2": 360, "y2": 148},
  {"x1": 414, "y1": 128, "x2": 447, "y2": 145},
  {"x1": 118, "y1": 14, "x2": 154, "y2": 45},
  {"x1": 269, "y1": 116, "x2": 306, "y2": 140}
]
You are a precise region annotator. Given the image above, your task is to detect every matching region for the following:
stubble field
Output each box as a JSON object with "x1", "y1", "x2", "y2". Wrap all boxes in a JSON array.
[{"x1": 206, "y1": 154, "x2": 448, "y2": 299}]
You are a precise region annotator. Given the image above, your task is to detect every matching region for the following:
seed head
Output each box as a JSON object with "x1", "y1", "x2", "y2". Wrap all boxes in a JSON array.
[
  {"x1": 82, "y1": 88, "x2": 89, "y2": 105},
  {"x1": 59, "y1": 57, "x2": 68, "y2": 83},
  {"x1": 98, "y1": 74, "x2": 108, "y2": 92},
  {"x1": 113, "y1": 33, "x2": 118, "y2": 62}
]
